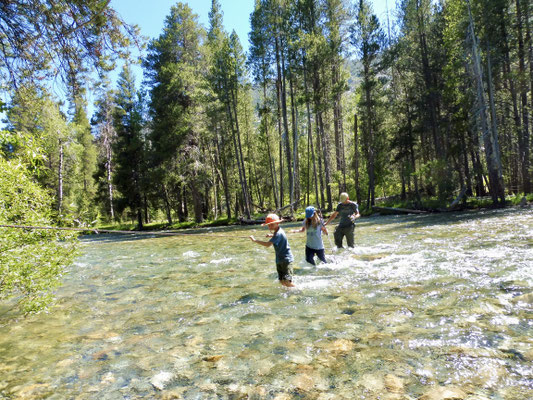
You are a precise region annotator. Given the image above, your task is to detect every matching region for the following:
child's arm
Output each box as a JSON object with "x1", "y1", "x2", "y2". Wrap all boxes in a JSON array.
[
  {"x1": 321, "y1": 225, "x2": 328, "y2": 235},
  {"x1": 250, "y1": 235, "x2": 273, "y2": 247},
  {"x1": 291, "y1": 226, "x2": 305, "y2": 233}
]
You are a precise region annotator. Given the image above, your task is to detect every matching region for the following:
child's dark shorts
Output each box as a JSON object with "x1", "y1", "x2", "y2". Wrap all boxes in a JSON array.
[{"x1": 276, "y1": 261, "x2": 293, "y2": 281}]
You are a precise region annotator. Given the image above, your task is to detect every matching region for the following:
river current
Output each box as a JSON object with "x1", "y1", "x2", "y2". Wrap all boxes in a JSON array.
[{"x1": 0, "y1": 207, "x2": 532, "y2": 399}]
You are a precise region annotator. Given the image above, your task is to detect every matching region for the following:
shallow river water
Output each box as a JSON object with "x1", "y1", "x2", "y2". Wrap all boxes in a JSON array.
[{"x1": 0, "y1": 207, "x2": 532, "y2": 399}]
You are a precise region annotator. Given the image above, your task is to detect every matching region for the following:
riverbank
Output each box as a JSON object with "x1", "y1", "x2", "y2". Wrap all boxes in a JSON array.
[{"x1": 95, "y1": 194, "x2": 532, "y2": 232}]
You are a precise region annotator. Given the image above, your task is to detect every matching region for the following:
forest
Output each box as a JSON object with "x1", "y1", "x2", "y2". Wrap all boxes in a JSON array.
[{"x1": 1, "y1": 0, "x2": 532, "y2": 229}]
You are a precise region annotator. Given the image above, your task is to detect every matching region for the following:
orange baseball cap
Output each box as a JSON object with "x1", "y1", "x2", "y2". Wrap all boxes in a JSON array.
[{"x1": 262, "y1": 213, "x2": 282, "y2": 226}]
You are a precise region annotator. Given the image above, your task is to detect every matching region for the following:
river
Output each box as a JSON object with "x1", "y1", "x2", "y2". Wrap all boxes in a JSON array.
[{"x1": 0, "y1": 207, "x2": 531, "y2": 399}]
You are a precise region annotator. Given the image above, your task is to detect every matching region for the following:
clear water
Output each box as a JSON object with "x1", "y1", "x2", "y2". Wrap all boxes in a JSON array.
[{"x1": 1, "y1": 208, "x2": 532, "y2": 399}]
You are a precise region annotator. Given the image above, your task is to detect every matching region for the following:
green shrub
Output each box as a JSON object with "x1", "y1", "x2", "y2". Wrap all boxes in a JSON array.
[{"x1": 0, "y1": 158, "x2": 78, "y2": 314}]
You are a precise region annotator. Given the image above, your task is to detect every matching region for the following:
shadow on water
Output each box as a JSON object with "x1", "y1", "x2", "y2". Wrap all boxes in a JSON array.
[
  {"x1": 78, "y1": 223, "x2": 267, "y2": 244},
  {"x1": 80, "y1": 233, "x2": 161, "y2": 244}
]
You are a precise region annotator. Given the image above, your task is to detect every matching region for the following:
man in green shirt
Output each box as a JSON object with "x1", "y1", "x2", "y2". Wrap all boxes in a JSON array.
[{"x1": 324, "y1": 192, "x2": 360, "y2": 248}]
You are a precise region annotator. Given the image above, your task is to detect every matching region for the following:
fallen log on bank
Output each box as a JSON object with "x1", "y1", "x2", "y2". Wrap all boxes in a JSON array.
[
  {"x1": 274, "y1": 198, "x2": 303, "y2": 213},
  {"x1": 239, "y1": 215, "x2": 296, "y2": 225},
  {"x1": 448, "y1": 186, "x2": 468, "y2": 210},
  {"x1": 238, "y1": 218, "x2": 263, "y2": 225},
  {"x1": 372, "y1": 206, "x2": 428, "y2": 215},
  {"x1": 239, "y1": 199, "x2": 303, "y2": 225}
]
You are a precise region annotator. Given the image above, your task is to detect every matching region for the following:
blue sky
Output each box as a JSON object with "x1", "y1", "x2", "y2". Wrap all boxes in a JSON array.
[
  {"x1": 111, "y1": 0, "x2": 393, "y2": 54},
  {"x1": 111, "y1": 0, "x2": 256, "y2": 51},
  {"x1": 98, "y1": 0, "x2": 393, "y2": 116}
]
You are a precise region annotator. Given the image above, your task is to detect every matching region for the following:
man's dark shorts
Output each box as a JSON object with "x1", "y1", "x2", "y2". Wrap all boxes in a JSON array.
[{"x1": 276, "y1": 261, "x2": 293, "y2": 281}]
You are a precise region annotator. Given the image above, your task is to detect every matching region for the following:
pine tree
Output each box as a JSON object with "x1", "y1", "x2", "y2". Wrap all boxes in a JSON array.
[
  {"x1": 112, "y1": 64, "x2": 146, "y2": 228},
  {"x1": 352, "y1": 0, "x2": 386, "y2": 208}
]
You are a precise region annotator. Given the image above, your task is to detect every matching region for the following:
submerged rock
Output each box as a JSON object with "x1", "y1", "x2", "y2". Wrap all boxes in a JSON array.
[
  {"x1": 130, "y1": 378, "x2": 153, "y2": 393},
  {"x1": 202, "y1": 355, "x2": 223, "y2": 362},
  {"x1": 352, "y1": 253, "x2": 388, "y2": 261},
  {"x1": 511, "y1": 292, "x2": 533, "y2": 304},
  {"x1": 385, "y1": 374, "x2": 405, "y2": 393},
  {"x1": 100, "y1": 372, "x2": 116, "y2": 385},
  {"x1": 150, "y1": 371, "x2": 174, "y2": 391},
  {"x1": 420, "y1": 386, "x2": 466, "y2": 400},
  {"x1": 317, "y1": 393, "x2": 342, "y2": 400},
  {"x1": 326, "y1": 338, "x2": 355, "y2": 354},
  {"x1": 13, "y1": 383, "x2": 51, "y2": 399},
  {"x1": 289, "y1": 353, "x2": 313, "y2": 365},
  {"x1": 292, "y1": 373, "x2": 315, "y2": 392},
  {"x1": 358, "y1": 373, "x2": 385, "y2": 392},
  {"x1": 160, "y1": 387, "x2": 187, "y2": 399},
  {"x1": 227, "y1": 383, "x2": 254, "y2": 398}
]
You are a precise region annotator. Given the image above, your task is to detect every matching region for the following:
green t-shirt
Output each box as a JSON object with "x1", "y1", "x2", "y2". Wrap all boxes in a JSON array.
[{"x1": 335, "y1": 201, "x2": 359, "y2": 227}]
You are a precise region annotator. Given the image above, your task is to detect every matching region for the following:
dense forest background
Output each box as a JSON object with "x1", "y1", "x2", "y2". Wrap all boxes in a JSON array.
[{"x1": 2, "y1": 0, "x2": 533, "y2": 230}]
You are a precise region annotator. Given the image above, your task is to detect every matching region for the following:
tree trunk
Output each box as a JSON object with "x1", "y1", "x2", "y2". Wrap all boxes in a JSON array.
[
  {"x1": 105, "y1": 136, "x2": 114, "y2": 220},
  {"x1": 467, "y1": 1, "x2": 505, "y2": 204},
  {"x1": 317, "y1": 110, "x2": 333, "y2": 209},
  {"x1": 144, "y1": 194, "x2": 149, "y2": 224},
  {"x1": 354, "y1": 113, "x2": 361, "y2": 205},
  {"x1": 332, "y1": 64, "x2": 347, "y2": 192},
  {"x1": 137, "y1": 209, "x2": 143, "y2": 230},
  {"x1": 516, "y1": 0, "x2": 531, "y2": 193},
  {"x1": 316, "y1": 113, "x2": 325, "y2": 210},
  {"x1": 58, "y1": 137, "x2": 63, "y2": 213},
  {"x1": 303, "y1": 56, "x2": 319, "y2": 206},
  {"x1": 230, "y1": 85, "x2": 252, "y2": 218},
  {"x1": 276, "y1": 36, "x2": 294, "y2": 211},
  {"x1": 312, "y1": 65, "x2": 332, "y2": 209},
  {"x1": 189, "y1": 180, "x2": 204, "y2": 223},
  {"x1": 460, "y1": 131, "x2": 473, "y2": 196},
  {"x1": 226, "y1": 86, "x2": 251, "y2": 219},
  {"x1": 263, "y1": 102, "x2": 279, "y2": 208},
  {"x1": 275, "y1": 40, "x2": 284, "y2": 208},
  {"x1": 527, "y1": 1, "x2": 533, "y2": 186},
  {"x1": 289, "y1": 65, "x2": 300, "y2": 206},
  {"x1": 162, "y1": 183, "x2": 173, "y2": 225},
  {"x1": 407, "y1": 104, "x2": 421, "y2": 206},
  {"x1": 215, "y1": 125, "x2": 232, "y2": 220},
  {"x1": 364, "y1": 60, "x2": 376, "y2": 209},
  {"x1": 176, "y1": 184, "x2": 186, "y2": 222},
  {"x1": 501, "y1": 15, "x2": 522, "y2": 191},
  {"x1": 415, "y1": 0, "x2": 442, "y2": 159},
  {"x1": 486, "y1": 43, "x2": 506, "y2": 202}
]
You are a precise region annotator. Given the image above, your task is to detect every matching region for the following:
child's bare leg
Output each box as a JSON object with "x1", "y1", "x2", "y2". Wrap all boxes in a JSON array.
[{"x1": 280, "y1": 280, "x2": 295, "y2": 287}]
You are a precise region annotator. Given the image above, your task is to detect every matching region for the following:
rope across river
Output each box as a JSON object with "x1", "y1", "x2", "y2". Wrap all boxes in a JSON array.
[{"x1": 0, "y1": 224, "x2": 256, "y2": 239}]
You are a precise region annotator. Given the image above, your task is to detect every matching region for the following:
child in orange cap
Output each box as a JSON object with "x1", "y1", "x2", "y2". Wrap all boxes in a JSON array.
[{"x1": 250, "y1": 213, "x2": 295, "y2": 287}]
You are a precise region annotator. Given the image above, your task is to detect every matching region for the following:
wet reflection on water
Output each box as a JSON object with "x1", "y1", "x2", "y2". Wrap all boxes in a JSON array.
[{"x1": 0, "y1": 208, "x2": 532, "y2": 399}]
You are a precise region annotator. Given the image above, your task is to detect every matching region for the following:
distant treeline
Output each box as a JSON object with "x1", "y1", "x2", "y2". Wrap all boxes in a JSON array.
[{"x1": 2, "y1": 0, "x2": 532, "y2": 228}]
